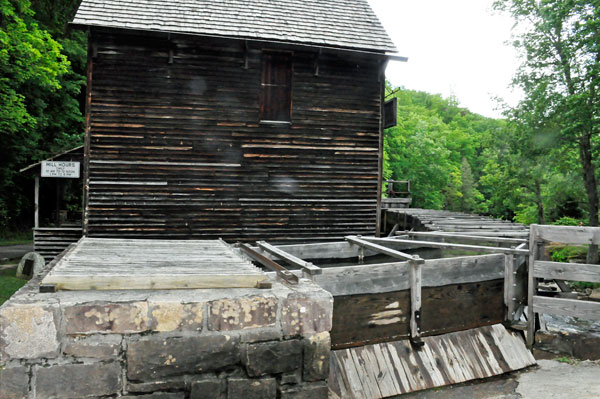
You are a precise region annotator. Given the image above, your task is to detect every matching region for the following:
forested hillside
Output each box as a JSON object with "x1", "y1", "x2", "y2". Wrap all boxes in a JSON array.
[{"x1": 383, "y1": 86, "x2": 588, "y2": 226}]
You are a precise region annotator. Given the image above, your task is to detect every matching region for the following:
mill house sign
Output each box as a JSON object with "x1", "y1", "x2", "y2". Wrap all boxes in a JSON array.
[{"x1": 41, "y1": 161, "x2": 81, "y2": 178}]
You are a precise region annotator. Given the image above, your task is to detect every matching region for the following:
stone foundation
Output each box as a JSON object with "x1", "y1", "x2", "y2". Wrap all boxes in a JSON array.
[{"x1": 0, "y1": 264, "x2": 332, "y2": 399}]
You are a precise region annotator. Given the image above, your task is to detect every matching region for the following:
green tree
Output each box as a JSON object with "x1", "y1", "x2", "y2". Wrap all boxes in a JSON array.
[
  {"x1": 495, "y1": 0, "x2": 600, "y2": 262},
  {"x1": 0, "y1": 0, "x2": 74, "y2": 229}
]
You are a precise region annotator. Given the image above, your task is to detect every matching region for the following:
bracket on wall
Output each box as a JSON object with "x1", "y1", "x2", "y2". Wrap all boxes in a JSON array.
[{"x1": 314, "y1": 48, "x2": 322, "y2": 76}]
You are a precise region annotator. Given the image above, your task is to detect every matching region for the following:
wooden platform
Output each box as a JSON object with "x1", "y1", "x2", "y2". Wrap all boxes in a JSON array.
[
  {"x1": 41, "y1": 238, "x2": 268, "y2": 290},
  {"x1": 329, "y1": 324, "x2": 536, "y2": 399}
]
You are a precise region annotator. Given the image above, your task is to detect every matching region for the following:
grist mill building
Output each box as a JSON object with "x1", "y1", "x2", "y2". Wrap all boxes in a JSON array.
[{"x1": 73, "y1": 0, "x2": 400, "y2": 242}]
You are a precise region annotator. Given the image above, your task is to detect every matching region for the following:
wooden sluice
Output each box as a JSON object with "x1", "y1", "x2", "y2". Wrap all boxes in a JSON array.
[
  {"x1": 254, "y1": 235, "x2": 536, "y2": 397},
  {"x1": 384, "y1": 208, "x2": 530, "y2": 237}
]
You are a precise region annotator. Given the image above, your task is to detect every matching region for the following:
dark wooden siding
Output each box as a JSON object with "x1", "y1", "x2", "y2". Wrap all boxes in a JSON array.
[
  {"x1": 85, "y1": 31, "x2": 382, "y2": 242},
  {"x1": 330, "y1": 280, "x2": 506, "y2": 349}
]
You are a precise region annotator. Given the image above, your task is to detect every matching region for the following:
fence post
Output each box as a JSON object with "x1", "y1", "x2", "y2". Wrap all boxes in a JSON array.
[{"x1": 410, "y1": 259, "x2": 423, "y2": 346}]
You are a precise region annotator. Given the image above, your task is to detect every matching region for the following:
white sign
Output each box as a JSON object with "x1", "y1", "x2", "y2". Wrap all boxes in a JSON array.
[{"x1": 41, "y1": 161, "x2": 81, "y2": 178}]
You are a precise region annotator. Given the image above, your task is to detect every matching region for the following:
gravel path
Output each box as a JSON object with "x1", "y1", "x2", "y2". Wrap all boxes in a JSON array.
[{"x1": 0, "y1": 244, "x2": 32, "y2": 261}]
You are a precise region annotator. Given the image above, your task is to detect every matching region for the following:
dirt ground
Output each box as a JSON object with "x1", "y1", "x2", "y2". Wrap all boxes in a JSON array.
[{"x1": 398, "y1": 359, "x2": 600, "y2": 399}]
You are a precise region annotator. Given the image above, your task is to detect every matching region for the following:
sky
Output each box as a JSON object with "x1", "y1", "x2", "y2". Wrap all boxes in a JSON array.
[{"x1": 367, "y1": 0, "x2": 523, "y2": 118}]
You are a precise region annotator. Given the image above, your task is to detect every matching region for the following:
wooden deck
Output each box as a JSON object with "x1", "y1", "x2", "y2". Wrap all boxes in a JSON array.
[
  {"x1": 41, "y1": 238, "x2": 268, "y2": 290},
  {"x1": 329, "y1": 324, "x2": 536, "y2": 399}
]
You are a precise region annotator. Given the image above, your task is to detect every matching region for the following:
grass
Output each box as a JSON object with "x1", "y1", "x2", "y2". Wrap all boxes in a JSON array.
[
  {"x1": 0, "y1": 267, "x2": 27, "y2": 306},
  {"x1": 555, "y1": 356, "x2": 580, "y2": 365},
  {"x1": 0, "y1": 230, "x2": 32, "y2": 246}
]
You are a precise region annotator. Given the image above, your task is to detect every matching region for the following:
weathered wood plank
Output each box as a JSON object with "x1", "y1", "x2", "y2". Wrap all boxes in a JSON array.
[
  {"x1": 256, "y1": 241, "x2": 321, "y2": 275},
  {"x1": 311, "y1": 254, "x2": 505, "y2": 296},
  {"x1": 330, "y1": 279, "x2": 505, "y2": 349},
  {"x1": 328, "y1": 324, "x2": 535, "y2": 398},
  {"x1": 532, "y1": 296, "x2": 600, "y2": 320},
  {"x1": 533, "y1": 260, "x2": 600, "y2": 283},
  {"x1": 366, "y1": 237, "x2": 529, "y2": 255},
  {"x1": 531, "y1": 224, "x2": 600, "y2": 245},
  {"x1": 42, "y1": 274, "x2": 267, "y2": 290},
  {"x1": 345, "y1": 236, "x2": 424, "y2": 262}
]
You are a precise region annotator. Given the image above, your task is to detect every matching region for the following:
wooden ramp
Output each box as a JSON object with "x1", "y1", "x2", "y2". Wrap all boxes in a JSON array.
[
  {"x1": 329, "y1": 324, "x2": 535, "y2": 399},
  {"x1": 42, "y1": 238, "x2": 268, "y2": 290}
]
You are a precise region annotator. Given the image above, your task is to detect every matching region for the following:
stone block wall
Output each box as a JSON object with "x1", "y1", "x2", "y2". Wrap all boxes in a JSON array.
[{"x1": 0, "y1": 268, "x2": 333, "y2": 399}]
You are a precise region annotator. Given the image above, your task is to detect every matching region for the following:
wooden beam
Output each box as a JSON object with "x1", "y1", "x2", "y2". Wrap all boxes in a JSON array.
[
  {"x1": 533, "y1": 296, "x2": 600, "y2": 320},
  {"x1": 345, "y1": 236, "x2": 424, "y2": 263},
  {"x1": 308, "y1": 254, "x2": 504, "y2": 296},
  {"x1": 366, "y1": 236, "x2": 529, "y2": 256},
  {"x1": 401, "y1": 231, "x2": 527, "y2": 245},
  {"x1": 387, "y1": 223, "x2": 399, "y2": 237},
  {"x1": 531, "y1": 224, "x2": 600, "y2": 245},
  {"x1": 527, "y1": 236, "x2": 541, "y2": 347},
  {"x1": 533, "y1": 260, "x2": 600, "y2": 283},
  {"x1": 238, "y1": 243, "x2": 298, "y2": 285},
  {"x1": 42, "y1": 274, "x2": 268, "y2": 290},
  {"x1": 256, "y1": 241, "x2": 322, "y2": 275}
]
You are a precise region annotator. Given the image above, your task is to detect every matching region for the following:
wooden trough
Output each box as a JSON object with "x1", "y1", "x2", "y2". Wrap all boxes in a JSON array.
[{"x1": 254, "y1": 235, "x2": 536, "y2": 397}]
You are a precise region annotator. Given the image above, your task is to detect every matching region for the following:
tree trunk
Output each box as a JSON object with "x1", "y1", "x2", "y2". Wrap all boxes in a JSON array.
[
  {"x1": 579, "y1": 135, "x2": 599, "y2": 263},
  {"x1": 535, "y1": 180, "x2": 545, "y2": 225}
]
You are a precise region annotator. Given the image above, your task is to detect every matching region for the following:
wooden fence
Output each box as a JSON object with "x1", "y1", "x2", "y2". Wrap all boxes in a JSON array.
[{"x1": 527, "y1": 224, "x2": 600, "y2": 345}]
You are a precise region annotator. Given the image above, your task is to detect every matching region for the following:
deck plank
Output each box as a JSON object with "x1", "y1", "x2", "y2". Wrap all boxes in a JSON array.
[{"x1": 41, "y1": 237, "x2": 267, "y2": 290}]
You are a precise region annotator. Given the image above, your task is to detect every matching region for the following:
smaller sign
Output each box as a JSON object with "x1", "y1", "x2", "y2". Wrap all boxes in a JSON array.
[
  {"x1": 383, "y1": 97, "x2": 398, "y2": 129},
  {"x1": 41, "y1": 161, "x2": 81, "y2": 178}
]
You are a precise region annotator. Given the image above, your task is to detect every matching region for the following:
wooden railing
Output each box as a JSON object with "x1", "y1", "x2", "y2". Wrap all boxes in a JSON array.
[
  {"x1": 382, "y1": 179, "x2": 411, "y2": 209},
  {"x1": 526, "y1": 224, "x2": 600, "y2": 346}
]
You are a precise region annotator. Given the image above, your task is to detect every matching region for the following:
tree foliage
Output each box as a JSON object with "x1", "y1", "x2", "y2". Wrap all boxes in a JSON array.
[
  {"x1": 0, "y1": 0, "x2": 85, "y2": 230},
  {"x1": 494, "y1": 0, "x2": 600, "y2": 261},
  {"x1": 384, "y1": 85, "x2": 589, "y2": 227}
]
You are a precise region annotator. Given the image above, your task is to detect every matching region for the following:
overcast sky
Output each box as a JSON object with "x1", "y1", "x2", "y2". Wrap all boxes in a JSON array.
[{"x1": 367, "y1": 0, "x2": 523, "y2": 118}]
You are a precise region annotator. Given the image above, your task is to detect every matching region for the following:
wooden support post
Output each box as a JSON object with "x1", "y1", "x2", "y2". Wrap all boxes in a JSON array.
[
  {"x1": 55, "y1": 179, "x2": 61, "y2": 227},
  {"x1": 410, "y1": 260, "x2": 423, "y2": 347},
  {"x1": 527, "y1": 227, "x2": 540, "y2": 347},
  {"x1": 504, "y1": 253, "x2": 514, "y2": 321},
  {"x1": 34, "y1": 175, "x2": 39, "y2": 228}
]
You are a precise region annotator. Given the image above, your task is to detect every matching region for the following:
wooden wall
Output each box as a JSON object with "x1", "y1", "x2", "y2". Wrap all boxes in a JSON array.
[{"x1": 85, "y1": 31, "x2": 382, "y2": 242}]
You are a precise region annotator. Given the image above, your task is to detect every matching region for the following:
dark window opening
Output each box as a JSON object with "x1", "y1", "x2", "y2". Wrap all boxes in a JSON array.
[{"x1": 260, "y1": 52, "x2": 292, "y2": 122}]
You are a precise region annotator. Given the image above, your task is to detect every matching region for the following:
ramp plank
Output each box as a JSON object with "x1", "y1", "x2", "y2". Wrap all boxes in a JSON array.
[{"x1": 329, "y1": 324, "x2": 535, "y2": 398}]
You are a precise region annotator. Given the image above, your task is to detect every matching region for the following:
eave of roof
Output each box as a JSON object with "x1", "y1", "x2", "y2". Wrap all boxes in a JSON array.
[{"x1": 72, "y1": 0, "x2": 398, "y2": 53}]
